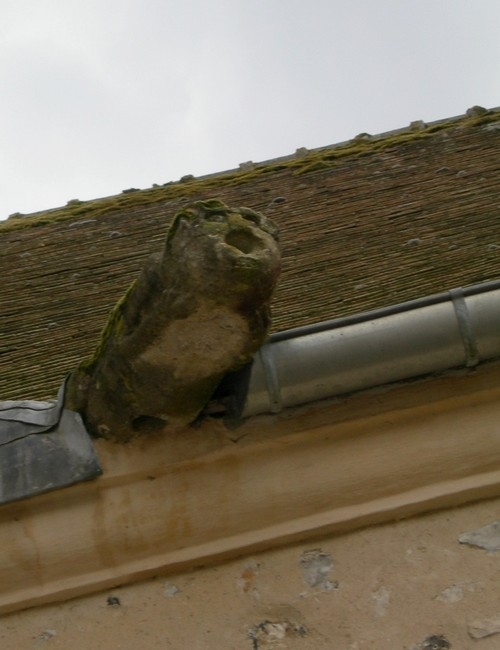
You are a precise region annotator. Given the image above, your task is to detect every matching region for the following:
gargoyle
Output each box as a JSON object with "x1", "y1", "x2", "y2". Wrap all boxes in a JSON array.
[{"x1": 66, "y1": 200, "x2": 281, "y2": 442}]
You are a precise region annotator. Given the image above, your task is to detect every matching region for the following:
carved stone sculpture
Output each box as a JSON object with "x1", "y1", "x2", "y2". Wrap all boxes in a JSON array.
[{"x1": 66, "y1": 200, "x2": 281, "y2": 442}]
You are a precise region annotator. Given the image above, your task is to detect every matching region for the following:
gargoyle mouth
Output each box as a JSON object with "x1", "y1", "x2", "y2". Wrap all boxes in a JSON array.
[{"x1": 224, "y1": 228, "x2": 262, "y2": 255}]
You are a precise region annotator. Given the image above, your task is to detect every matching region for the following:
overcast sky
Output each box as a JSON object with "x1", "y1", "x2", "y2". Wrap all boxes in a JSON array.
[{"x1": 1, "y1": 0, "x2": 499, "y2": 220}]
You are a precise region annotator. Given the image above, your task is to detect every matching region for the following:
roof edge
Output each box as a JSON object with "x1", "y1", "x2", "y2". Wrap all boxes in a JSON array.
[{"x1": 2, "y1": 105, "x2": 499, "y2": 233}]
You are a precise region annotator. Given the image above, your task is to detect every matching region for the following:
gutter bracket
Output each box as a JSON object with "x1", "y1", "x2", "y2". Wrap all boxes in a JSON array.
[
  {"x1": 258, "y1": 345, "x2": 283, "y2": 413},
  {"x1": 450, "y1": 288, "x2": 480, "y2": 368}
]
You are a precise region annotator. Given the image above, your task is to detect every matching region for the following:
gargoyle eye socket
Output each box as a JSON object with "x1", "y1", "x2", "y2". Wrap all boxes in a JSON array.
[
  {"x1": 205, "y1": 213, "x2": 226, "y2": 223},
  {"x1": 239, "y1": 210, "x2": 261, "y2": 226}
]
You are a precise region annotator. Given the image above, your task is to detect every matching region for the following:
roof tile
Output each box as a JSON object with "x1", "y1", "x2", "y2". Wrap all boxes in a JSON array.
[{"x1": 2, "y1": 110, "x2": 500, "y2": 399}]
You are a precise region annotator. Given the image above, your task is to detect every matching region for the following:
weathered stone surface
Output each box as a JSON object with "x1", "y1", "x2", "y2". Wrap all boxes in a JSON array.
[
  {"x1": 372, "y1": 585, "x2": 391, "y2": 618},
  {"x1": 299, "y1": 549, "x2": 335, "y2": 591},
  {"x1": 458, "y1": 521, "x2": 500, "y2": 551},
  {"x1": 468, "y1": 615, "x2": 500, "y2": 639},
  {"x1": 409, "y1": 635, "x2": 451, "y2": 650},
  {"x1": 66, "y1": 200, "x2": 281, "y2": 441},
  {"x1": 435, "y1": 584, "x2": 464, "y2": 603},
  {"x1": 248, "y1": 619, "x2": 308, "y2": 646}
]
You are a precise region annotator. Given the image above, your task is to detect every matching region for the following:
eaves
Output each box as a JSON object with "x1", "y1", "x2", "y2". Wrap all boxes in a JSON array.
[{"x1": 1, "y1": 289, "x2": 500, "y2": 614}]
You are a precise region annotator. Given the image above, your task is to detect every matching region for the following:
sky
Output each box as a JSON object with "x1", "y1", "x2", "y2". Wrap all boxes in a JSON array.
[{"x1": 1, "y1": 0, "x2": 499, "y2": 220}]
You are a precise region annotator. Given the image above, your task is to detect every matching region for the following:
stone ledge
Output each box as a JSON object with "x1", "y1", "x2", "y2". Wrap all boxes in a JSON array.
[{"x1": 1, "y1": 361, "x2": 500, "y2": 614}]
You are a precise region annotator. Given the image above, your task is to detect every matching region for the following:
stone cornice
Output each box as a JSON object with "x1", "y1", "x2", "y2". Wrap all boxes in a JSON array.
[{"x1": 1, "y1": 361, "x2": 500, "y2": 614}]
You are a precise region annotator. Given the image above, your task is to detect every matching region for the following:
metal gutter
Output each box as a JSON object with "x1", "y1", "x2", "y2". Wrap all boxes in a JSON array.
[
  {"x1": 233, "y1": 280, "x2": 500, "y2": 418},
  {"x1": 0, "y1": 380, "x2": 102, "y2": 506}
]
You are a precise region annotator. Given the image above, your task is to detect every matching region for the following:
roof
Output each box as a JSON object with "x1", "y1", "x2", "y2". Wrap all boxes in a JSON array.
[{"x1": 2, "y1": 107, "x2": 500, "y2": 401}]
